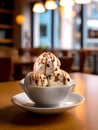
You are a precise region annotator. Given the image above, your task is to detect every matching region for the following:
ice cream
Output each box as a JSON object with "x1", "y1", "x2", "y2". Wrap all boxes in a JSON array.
[
  {"x1": 24, "y1": 52, "x2": 72, "y2": 87},
  {"x1": 33, "y1": 52, "x2": 61, "y2": 76},
  {"x1": 48, "y1": 69, "x2": 71, "y2": 86},
  {"x1": 24, "y1": 71, "x2": 48, "y2": 87}
]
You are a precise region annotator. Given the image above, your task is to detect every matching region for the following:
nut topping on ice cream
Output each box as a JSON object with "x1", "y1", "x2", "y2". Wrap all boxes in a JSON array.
[{"x1": 33, "y1": 52, "x2": 61, "y2": 76}]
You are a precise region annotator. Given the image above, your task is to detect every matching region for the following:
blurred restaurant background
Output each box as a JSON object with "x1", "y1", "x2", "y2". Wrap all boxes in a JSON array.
[{"x1": 0, "y1": 0, "x2": 98, "y2": 82}]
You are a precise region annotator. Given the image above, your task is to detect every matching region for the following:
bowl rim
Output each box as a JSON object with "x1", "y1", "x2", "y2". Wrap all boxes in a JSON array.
[{"x1": 19, "y1": 78, "x2": 76, "y2": 88}]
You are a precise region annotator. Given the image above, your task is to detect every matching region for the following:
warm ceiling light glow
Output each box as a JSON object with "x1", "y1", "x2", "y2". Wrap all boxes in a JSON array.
[
  {"x1": 59, "y1": 0, "x2": 74, "y2": 7},
  {"x1": 32, "y1": 1, "x2": 45, "y2": 13},
  {"x1": 45, "y1": 0, "x2": 57, "y2": 10},
  {"x1": 75, "y1": 0, "x2": 92, "y2": 4},
  {"x1": 16, "y1": 15, "x2": 26, "y2": 25}
]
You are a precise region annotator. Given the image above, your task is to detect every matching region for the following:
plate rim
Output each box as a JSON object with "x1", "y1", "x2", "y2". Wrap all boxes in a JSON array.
[{"x1": 11, "y1": 92, "x2": 85, "y2": 114}]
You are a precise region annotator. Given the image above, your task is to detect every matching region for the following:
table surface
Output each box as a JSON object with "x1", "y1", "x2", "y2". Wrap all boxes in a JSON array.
[{"x1": 0, "y1": 72, "x2": 98, "y2": 130}]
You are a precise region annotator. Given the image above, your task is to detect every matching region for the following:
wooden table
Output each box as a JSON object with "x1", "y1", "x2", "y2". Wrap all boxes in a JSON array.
[{"x1": 0, "y1": 73, "x2": 98, "y2": 130}]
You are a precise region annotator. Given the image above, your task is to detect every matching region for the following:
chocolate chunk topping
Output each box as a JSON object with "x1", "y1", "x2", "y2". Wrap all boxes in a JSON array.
[
  {"x1": 35, "y1": 79, "x2": 38, "y2": 84},
  {"x1": 48, "y1": 75, "x2": 51, "y2": 79},
  {"x1": 67, "y1": 78, "x2": 70, "y2": 81},
  {"x1": 57, "y1": 73, "x2": 60, "y2": 76},
  {"x1": 55, "y1": 68, "x2": 57, "y2": 71},
  {"x1": 46, "y1": 64, "x2": 50, "y2": 67}
]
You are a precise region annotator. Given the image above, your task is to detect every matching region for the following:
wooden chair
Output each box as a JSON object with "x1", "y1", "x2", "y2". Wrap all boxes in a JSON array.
[
  {"x1": 61, "y1": 50, "x2": 69, "y2": 56},
  {"x1": 18, "y1": 48, "x2": 29, "y2": 56},
  {"x1": 59, "y1": 56, "x2": 74, "y2": 73},
  {"x1": 0, "y1": 57, "x2": 11, "y2": 82},
  {"x1": 30, "y1": 48, "x2": 44, "y2": 56},
  {"x1": 13, "y1": 62, "x2": 34, "y2": 80},
  {"x1": 83, "y1": 50, "x2": 92, "y2": 74},
  {"x1": 54, "y1": 49, "x2": 64, "y2": 57},
  {"x1": 72, "y1": 50, "x2": 92, "y2": 73},
  {"x1": 72, "y1": 50, "x2": 86, "y2": 72}
]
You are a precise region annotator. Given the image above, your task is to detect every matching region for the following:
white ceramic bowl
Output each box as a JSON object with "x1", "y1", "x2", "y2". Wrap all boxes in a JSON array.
[{"x1": 19, "y1": 79, "x2": 76, "y2": 107}]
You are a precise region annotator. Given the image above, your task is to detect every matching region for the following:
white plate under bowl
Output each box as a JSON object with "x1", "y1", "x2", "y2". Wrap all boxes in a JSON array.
[{"x1": 11, "y1": 92, "x2": 85, "y2": 115}]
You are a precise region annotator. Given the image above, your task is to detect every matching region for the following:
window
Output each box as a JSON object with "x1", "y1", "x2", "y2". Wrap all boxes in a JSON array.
[
  {"x1": 39, "y1": 10, "x2": 52, "y2": 48},
  {"x1": 86, "y1": 1, "x2": 98, "y2": 48},
  {"x1": 31, "y1": 5, "x2": 59, "y2": 49},
  {"x1": 31, "y1": 1, "x2": 85, "y2": 50}
]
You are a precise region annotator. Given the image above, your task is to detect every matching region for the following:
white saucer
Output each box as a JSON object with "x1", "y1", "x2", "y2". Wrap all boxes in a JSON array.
[{"x1": 11, "y1": 92, "x2": 85, "y2": 114}]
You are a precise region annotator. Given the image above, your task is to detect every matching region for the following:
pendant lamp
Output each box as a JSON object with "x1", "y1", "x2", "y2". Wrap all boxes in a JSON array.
[
  {"x1": 45, "y1": 0, "x2": 57, "y2": 10},
  {"x1": 32, "y1": 1, "x2": 45, "y2": 13},
  {"x1": 59, "y1": 0, "x2": 75, "y2": 7},
  {"x1": 16, "y1": 14, "x2": 26, "y2": 25}
]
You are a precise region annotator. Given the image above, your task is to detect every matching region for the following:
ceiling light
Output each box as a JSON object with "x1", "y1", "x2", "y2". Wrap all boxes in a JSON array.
[
  {"x1": 45, "y1": 0, "x2": 57, "y2": 10},
  {"x1": 32, "y1": 1, "x2": 45, "y2": 13},
  {"x1": 59, "y1": 0, "x2": 75, "y2": 7},
  {"x1": 16, "y1": 14, "x2": 26, "y2": 25}
]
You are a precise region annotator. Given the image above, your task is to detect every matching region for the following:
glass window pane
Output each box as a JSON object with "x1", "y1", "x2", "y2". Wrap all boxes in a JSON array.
[
  {"x1": 53, "y1": 9, "x2": 60, "y2": 49},
  {"x1": 39, "y1": 10, "x2": 52, "y2": 48},
  {"x1": 86, "y1": 1, "x2": 98, "y2": 48}
]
